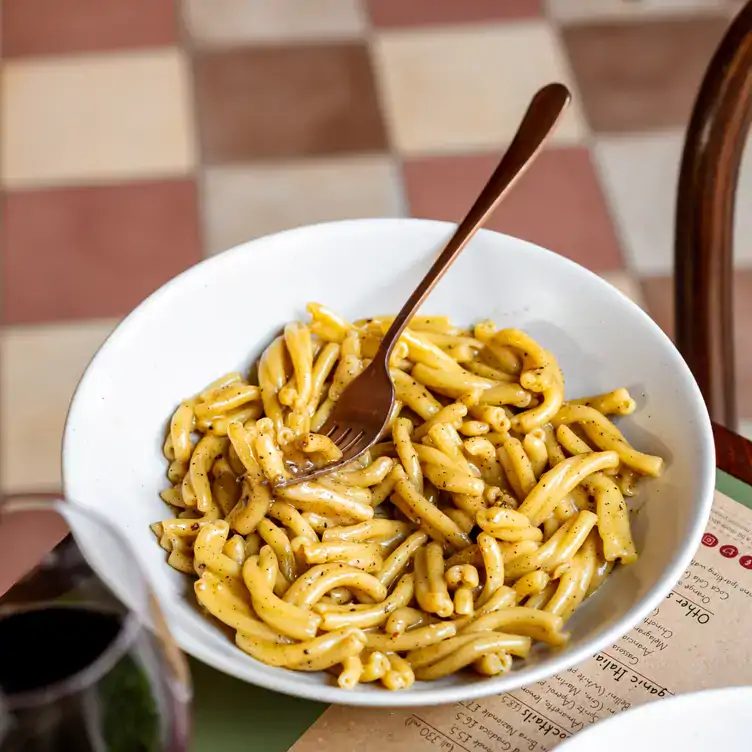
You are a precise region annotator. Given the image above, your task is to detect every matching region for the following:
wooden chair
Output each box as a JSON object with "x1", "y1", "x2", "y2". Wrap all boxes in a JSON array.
[{"x1": 675, "y1": 1, "x2": 752, "y2": 430}]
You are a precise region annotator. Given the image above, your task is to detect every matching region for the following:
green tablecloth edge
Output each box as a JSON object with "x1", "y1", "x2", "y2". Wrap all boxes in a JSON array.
[
  {"x1": 191, "y1": 469, "x2": 752, "y2": 751},
  {"x1": 190, "y1": 659, "x2": 326, "y2": 752},
  {"x1": 715, "y1": 469, "x2": 752, "y2": 510}
]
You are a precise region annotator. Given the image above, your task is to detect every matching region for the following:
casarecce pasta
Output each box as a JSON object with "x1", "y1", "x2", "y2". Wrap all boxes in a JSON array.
[{"x1": 151, "y1": 303, "x2": 664, "y2": 690}]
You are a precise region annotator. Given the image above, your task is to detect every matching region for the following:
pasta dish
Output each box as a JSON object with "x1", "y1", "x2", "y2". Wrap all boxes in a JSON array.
[{"x1": 151, "y1": 303, "x2": 663, "y2": 690}]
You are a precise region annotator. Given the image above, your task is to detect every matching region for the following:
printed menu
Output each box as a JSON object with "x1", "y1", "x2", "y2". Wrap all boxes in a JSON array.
[{"x1": 290, "y1": 491, "x2": 752, "y2": 752}]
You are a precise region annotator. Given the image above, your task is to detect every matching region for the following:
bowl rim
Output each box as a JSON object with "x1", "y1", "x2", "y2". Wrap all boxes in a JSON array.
[{"x1": 62, "y1": 217, "x2": 716, "y2": 707}]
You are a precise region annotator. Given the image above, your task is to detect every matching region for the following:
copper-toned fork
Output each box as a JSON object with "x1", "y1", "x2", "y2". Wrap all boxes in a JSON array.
[{"x1": 274, "y1": 82, "x2": 571, "y2": 489}]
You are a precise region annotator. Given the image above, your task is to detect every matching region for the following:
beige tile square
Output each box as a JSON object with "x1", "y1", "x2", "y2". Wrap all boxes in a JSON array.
[
  {"x1": 595, "y1": 131, "x2": 752, "y2": 275},
  {"x1": 595, "y1": 132, "x2": 682, "y2": 275},
  {"x1": 184, "y1": 0, "x2": 366, "y2": 44},
  {"x1": 372, "y1": 22, "x2": 586, "y2": 155},
  {"x1": 203, "y1": 155, "x2": 404, "y2": 254},
  {"x1": 1, "y1": 320, "x2": 118, "y2": 492},
  {"x1": 547, "y1": 0, "x2": 728, "y2": 22},
  {"x1": 599, "y1": 271, "x2": 645, "y2": 306},
  {"x1": 2, "y1": 49, "x2": 195, "y2": 187}
]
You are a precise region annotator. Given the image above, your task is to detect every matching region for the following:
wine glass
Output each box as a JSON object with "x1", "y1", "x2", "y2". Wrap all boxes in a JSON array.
[{"x1": 0, "y1": 493, "x2": 192, "y2": 751}]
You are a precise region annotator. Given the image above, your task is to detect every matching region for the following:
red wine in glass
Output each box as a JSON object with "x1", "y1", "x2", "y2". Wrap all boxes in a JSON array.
[{"x1": 0, "y1": 495, "x2": 192, "y2": 751}]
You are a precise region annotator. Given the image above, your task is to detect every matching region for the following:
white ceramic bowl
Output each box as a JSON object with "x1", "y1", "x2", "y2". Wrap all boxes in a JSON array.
[
  {"x1": 63, "y1": 219, "x2": 715, "y2": 707},
  {"x1": 557, "y1": 686, "x2": 752, "y2": 752}
]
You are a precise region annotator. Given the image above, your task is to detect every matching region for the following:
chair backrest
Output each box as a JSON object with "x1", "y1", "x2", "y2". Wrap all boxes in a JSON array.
[{"x1": 675, "y1": 1, "x2": 752, "y2": 430}]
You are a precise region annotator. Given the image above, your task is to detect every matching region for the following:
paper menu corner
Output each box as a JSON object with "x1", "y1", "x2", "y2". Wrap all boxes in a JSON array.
[{"x1": 290, "y1": 491, "x2": 752, "y2": 752}]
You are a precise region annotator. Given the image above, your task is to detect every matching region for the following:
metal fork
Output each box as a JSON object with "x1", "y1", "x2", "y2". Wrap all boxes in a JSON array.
[{"x1": 274, "y1": 82, "x2": 571, "y2": 488}]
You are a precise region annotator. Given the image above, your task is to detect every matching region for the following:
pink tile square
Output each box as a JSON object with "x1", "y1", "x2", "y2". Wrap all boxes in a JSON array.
[
  {"x1": 2, "y1": 0, "x2": 177, "y2": 57},
  {"x1": 194, "y1": 44, "x2": 387, "y2": 162},
  {"x1": 403, "y1": 148, "x2": 624, "y2": 272},
  {"x1": 0, "y1": 510, "x2": 68, "y2": 597},
  {"x1": 3, "y1": 179, "x2": 202, "y2": 324},
  {"x1": 561, "y1": 16, "x2": 729, "y2": 132}
]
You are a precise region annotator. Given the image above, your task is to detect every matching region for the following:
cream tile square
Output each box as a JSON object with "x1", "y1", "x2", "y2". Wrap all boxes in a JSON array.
[
  {"x1": 547, "y1": 0, "x2": 728, "y2": 22},
  {"x1": 372, "y1": 22, "x2": 586, "y2": 155},
  {"x1": 2, "y1": 49, "x2": 195, "y2": 187},
  {"x1": 1, "y1": 320, "x2": 118, "y2": 493},
  {"x1": 599, "y1": 271, "x2": 646, "y2": 306},
  {"x1": 184, "y1": 0, "x2": 366, "y2": 44},
  {"x1": 203, "y1": 155, "x2": 404, "y2": 254},
  {"x1": 730, "y1": 134, "x2": 752, "y2": 265},
  {"x1": 740, "y1": 420, "x2": 752, "y2": 441},
  {"x1": 596, "y1": 131, "x2": 752, "y2": 275},
  {"x1": 595, "y1": 132, "x2": 682, "y2": 275}
]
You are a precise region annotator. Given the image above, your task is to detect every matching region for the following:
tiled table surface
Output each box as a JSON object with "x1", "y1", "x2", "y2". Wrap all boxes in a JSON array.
[{"x1": 1, "y1": 0, "x2": 751, "y2": 494}]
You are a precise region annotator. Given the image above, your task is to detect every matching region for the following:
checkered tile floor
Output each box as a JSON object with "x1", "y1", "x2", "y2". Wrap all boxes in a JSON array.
[{"x1": 1, "y1": 0, "x2": 749, "y2": 493}]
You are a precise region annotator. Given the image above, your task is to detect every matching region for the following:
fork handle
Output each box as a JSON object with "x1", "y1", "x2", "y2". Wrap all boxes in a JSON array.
[{"x1": 376, "y1": 82, "x2": 571, "y2": 362}]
